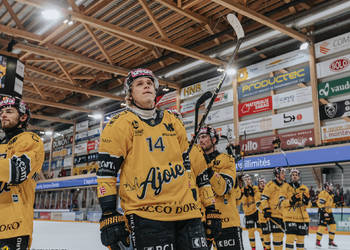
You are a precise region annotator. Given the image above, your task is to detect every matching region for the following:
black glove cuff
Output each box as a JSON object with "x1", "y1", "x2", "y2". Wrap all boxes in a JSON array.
[{"x1": 206, "y1": 167, "x2": 214, "y2": 179}]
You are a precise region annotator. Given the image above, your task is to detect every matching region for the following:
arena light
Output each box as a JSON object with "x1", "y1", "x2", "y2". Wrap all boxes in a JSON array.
[
  {"x1": 41, "y1": 9, "x2": 62, "y2": 20},
  {"x1": 88, "y1": 113, "x2": 103, "y2": 120},
  {"x1": 299, "y1": 42, "x2": 309, "y2": 50},
  {"x1": 45, "y1": 130, "x2": 53, "y2": 136},
  {"x1": 163, "y1": 86, "x2": 170, "y2": 92},
  {"x1": 226, "y1": 67, "x2": 237, "y2": 76}
]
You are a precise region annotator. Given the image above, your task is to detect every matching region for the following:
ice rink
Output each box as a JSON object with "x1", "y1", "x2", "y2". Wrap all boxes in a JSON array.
[{"x1": 31, "y1": 220, "x2": 350, "y2": 250}]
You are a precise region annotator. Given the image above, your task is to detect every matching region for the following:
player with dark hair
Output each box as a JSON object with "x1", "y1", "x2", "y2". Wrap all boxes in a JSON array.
[
  {"x1": 260, "y1": 167, "x2": 288, "y2": 250},
  {"x1": 316, "y1": 182, "x2": 337, "y2": 248},
  {"x1": 279, "y1": 168, "x2": 310, "y2": 250},
  {"x1": 97, "y1": 68, "x2": 209, "y2": 250},
  {"x1": 0, "y1": 95, "x2": 44, "y2": 250},
  {"x1": 197, "y1": 125, "x2": 243, "y2": 250}
]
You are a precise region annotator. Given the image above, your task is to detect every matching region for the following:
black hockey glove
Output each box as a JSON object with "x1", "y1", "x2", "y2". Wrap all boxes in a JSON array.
[
  {"x1": 302, "y1": 193, "x2": 310, "y2": 205},
  {"x1": 244, "y1": 186, "x2": 254, "y2": 197},
  {"x1": 290, "y1": 193, "x2": 301, "y2": 206},
  {"x1": 196, "y1": 167, "x2": 214, "y2": 188},
  {"x1": 263, "y1": 208, "x2": 271, "y2": 219},
  {"x1": 100, "y1": 211, "x2": 130, "y2": 250},
  {"x1": 9, "y1": 155, "x2": 31, "y2": 185},
  {"x1": 182, "y1": 152, "x2": 191, "y2": 171},
  {"x1": 204, "y1": 206, "x2": 222, "y2": 242}
]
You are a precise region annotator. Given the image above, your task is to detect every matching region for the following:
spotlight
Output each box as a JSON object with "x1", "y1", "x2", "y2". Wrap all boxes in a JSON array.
[
  {"x1": 299, "y1": 42, "x2": 309, "y2": 50},
  {"x1": 41, "y1": 9, "x2": 61, "y2": 20}
]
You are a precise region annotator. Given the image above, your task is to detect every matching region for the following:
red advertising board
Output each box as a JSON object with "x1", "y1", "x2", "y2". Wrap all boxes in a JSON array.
[
  {"x1": 40, "y1": 212, "x2": 51, "y2": 220},
  {"x1": 238, "y1": 96, "x2": 272, "y2": 117},
  {"x1": 87, "y1": 140, "x2": 98, "y2": 151},
  {"x1": 239, "y1": 129, "x2": 315, "y2": 154},
  {"x1": 280, "y1": 129, "x2": 314, "y2": 149}
]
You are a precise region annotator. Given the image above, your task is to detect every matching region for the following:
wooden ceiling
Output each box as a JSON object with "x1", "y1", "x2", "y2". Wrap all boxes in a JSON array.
[{"x1": 0, "y1": 0, "x2": 330, "y2": 128}]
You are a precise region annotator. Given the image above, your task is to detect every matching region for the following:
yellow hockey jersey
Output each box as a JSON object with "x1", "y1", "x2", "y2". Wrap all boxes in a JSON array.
[
  {"x1": 0, "y1": 132, "x2": 44, "y2": 240},
  {"x1": 97, "y1": 110, "x2": 202, "y2": 221},
  {"x1": 255, "y1": 188, "x2": 267, "y2": 223},
  {"x1": 317, "y1": 190, "x2": 335, "y2": 214},
  {"x1": 206, "y1": 151, "x2": 240, "y2": 228},
  {"x1": 280, "y1": 182, "x2": 310, "y2": 223},
  {"x1": 261, "y1": 180, "x2": 288, "y2": 219},
  {"x1": 240, "y1": 185, "x2": 259, "y2": 216}
]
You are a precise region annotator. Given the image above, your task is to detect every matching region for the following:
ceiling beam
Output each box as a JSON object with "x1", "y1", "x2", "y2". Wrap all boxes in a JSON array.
[
  {"x1": 211, "y1": 0, "x2": 309, "y2": 42},
  {"x1": 25, "y1": 76, "x2": 124, "y2": 101},
  {"x1": 3, "y1": 0, "x2": 24, "y2": 29},
  {"x1": 31, "y1": 114, "x2": 75, "y2": 124},
  {"x1": 55, "y1": 59, "x2": 78, "y2": 85},
  {"x1": 0, "y1": 23, "x2": 42, "y2": 42},
  {"x1": 23, "y1": 97, "x2": 92, "y2": 113},
  {"x1": 25, "y1": 64, "x2": 71, "y2": 83}
]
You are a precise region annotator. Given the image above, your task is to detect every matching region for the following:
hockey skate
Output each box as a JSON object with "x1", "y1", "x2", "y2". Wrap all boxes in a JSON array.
[
  {"x1": 328, "y1": 240, "x2": 338, "y2": 248},
  {"x1": 316, "y1": 240, "x2": 322, "y2": 248}
]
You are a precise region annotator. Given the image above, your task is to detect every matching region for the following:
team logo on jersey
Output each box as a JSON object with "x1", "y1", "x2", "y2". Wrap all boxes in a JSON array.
[
  {"x1": 98, "y1": 186, "x2": 106, "y2": 196},
  {"x1": 0, "y1": 182, "x2": 10, "y2": 194},
  {"x1": 163, "y1": 123, "x2": 174, "y2": 132},
  {"x1": 12, "y1": 194, "x2": 19, "y2": 202},
  {"x1": 132, "y1": 120, "x2": 139, "y2": 129},
  {"x1": 1, "y1": 246, "x2": 9, "y2": 250},
  {"x1": 137, "y1": 163, "x2": 184, "y2": 199}
]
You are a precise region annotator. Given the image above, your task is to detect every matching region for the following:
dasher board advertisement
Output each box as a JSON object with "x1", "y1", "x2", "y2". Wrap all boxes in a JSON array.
[
  {"x1": 315, "y1": 32, "x2": 350, "y2": 58},
  {"x1": 238, "y1": 96, "x2": 272, "y2": 117},
  {"x1": 273, "y1": 86, "x2": 312, "y2": 109},
  {"x1": 238, "y1": 66, "x2": 310, "y2": 99},
  {"x1": 318, "y1": 76, "x2": 350, "y2": 98},
  {"x1": 316, "y1": 53, "x2": 350, "y2": 78},
  {"x1": 319, "y1": 99, "x2": 350, "y2": 120},
  {"x1": 76, "y1": 120, "x2": 89, "y2": 132},
  {"x1": 272, "y1": 107, "x2": 314, "y2": 129},
  {"x1": 237, "y1": 49, "x2": 309, "y2": 83},
  {"x1": 156, "y1": 91, "x2": 177, "y2": 108},
  {"x1": 205, "y1": 105, "x2": 234, "y2": 124},
  {"x1": 321, "y1": 123, "x2": 350, "y2": 143}
]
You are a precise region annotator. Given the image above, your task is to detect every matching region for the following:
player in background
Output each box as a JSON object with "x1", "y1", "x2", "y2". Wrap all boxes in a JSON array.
[
  {"x1": 260, "y1": 167, "x2": 287, "y2": 250},
  {"x1": 0, "y1": 95, "x2": 44, "y2": 250},
  {"x1": 239, "y1": 174, "x2": 261, "y2": 250},
  {"x1": 316, "y1": 182, "x2": 337, "y2": 248},
  {"x1": 168, "y1": 110, "x2": 222, "y2": 246},
  {"x1": 97, "y1": 68, "x2": 209, "y2": 250},
  {"x1": 279, "y1": 169, "x2": 310, "y2": 250},
  {"x1": 255, "y1": 177, "x2": 271, "y2": 250},
  {"x1": 198, "y1": 125, "x2": 243, "y2": 250}
]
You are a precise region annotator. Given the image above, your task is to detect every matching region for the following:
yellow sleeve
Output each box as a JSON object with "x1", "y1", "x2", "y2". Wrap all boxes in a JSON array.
[
  {"x1": 190, "y1": 145, "x2": 215, "y2": 207},
  {"x1": 209, "y1": 154, "x2": 236, "y2": 196},
  {"x1": 97, "y1": 113, "x2": 132, "y2": 201},
  {"x1": 317, "y1": 191, "x2": 327, "y2": 209},
  {"x1": 0, "y1": 132, "x2": 44, "y2": 183},
  {"x1": 261, "y1": 181, "x2": 273, "y2": 210}
]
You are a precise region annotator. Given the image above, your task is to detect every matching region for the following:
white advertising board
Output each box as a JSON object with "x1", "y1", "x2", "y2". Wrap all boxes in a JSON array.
[
  {"x1": 239, "y1": 116, "x2": 272, "y2": 135},
  {"x1": 272, "y1": 107, "x2": 314, "y2": 129},
  {"x1": 316, "y1": 53, "x2": 350, "y2": 78},
  {"x1": 206, "y1": 105, "x2": 234, "y2": 124},
  {"x1": 75, "y1": 142, "x2": 87, "y2": 154},
  {"x1": 315, "y1": 32, "x2": 350, "y2": 58},
  {"x1": 237, "y1": 50, "x2": 309, "y2": 82},
  {"x1": 76, "y1": 120, "x2": 89, "y2": 132},
  {"x1": 321, "y1": 123, "x2": 350, "y2": 142},
  {"x1": 272, "y1": 86, "x2": 312, "y2": 109}
]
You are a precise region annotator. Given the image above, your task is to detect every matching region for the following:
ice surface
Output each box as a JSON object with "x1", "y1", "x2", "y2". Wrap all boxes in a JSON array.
[{"x1": 31, "y1": 221, "x2": 350, "y2": 250}]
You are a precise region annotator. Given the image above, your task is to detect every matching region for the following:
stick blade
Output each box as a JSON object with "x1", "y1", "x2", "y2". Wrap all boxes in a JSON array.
[{"x1": 227, "y1": 14, "x2": 244, "y2": 39}]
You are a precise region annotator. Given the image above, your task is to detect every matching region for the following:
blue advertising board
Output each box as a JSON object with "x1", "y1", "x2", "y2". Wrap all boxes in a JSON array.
[
  {"x1": 238, "y1": 66, "x2": 310, "y2": 99},
  {"x1": 236, "y1": 144, "x2": 350, "y2": 171}
]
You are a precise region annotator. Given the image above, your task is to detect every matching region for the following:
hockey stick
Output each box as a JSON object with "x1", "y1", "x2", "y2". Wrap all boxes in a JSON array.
[
  {"x1": 186, "y1": 13, "x2": 244, "y2": 156},
  {"x1": 194, "y1": 91, "x2": 213, "y2": 134},
  {"x1": 335, "y1": 162, "x2": 344, "y2": 220},
  {"x1": 257, "y1": 207, "x2": 286, "y2": 233}
]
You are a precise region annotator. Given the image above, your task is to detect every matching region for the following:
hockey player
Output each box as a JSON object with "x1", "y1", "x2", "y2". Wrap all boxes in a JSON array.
[
  {"x1": 255, "y1": 177, "x2": 271, "y2": 250},
  {"x1": 97, "y1": 68, "x2": 211, "y2": 250},
  {"x1": 261, "y1": 167, "x2": 288, "y2": 250},
  {"x1": 0, "y1": 95, "x2": 44, "y2": 250},
  {"x1": 197, "y1": 125, "x2": 243, "y2": 250},
  {"x1": 280, "y1": 169, "x2": 310, "y2": 250},
  {"x1": 240, "y1": 174, "x2": 261, "y2": 250},
  {"x1": 316, "y1": 182, "x2": 337, "y2": 248}
]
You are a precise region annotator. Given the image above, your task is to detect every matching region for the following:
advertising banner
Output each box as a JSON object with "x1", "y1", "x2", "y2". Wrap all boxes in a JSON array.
[
  {"x1": 273, "y1": 86, "x2": 312, "y2": 109},
  {"x1": 315, "y1": 32, "x2": 350, "y2": 58},
  {"x1": 76, "y1": 120, "x2": 89, "y2": 132},
  {"x1": 75, "y1": 131, "x2": 88, "y2": 142},
  {"x1": 239, "y1": 116, "x2": 272, "y2": 135},
  {"x1": 238, "y1": 96, "x2": 272, "y2": 117},
  {"x1": 272, "y1": 107, "x2": 314, "y2": 129},
  {"x1": 240, "y1": 135, "x2": 275, "y2": 154},
  {"x1": 53, "y1": 135, "x2": 73, "y2": 149},
  {"x1": 318, "y1": 76, "x2": 350, "y2": 98},
  {"x1": 88, "y1": 127, "x2": 100, "y2": 138},
  {"x1": 235, "y1": 144, "x2": 350, "y2": 171},
  {"x1": 87, "y1": 140, "x2": 99, "y2": 151},
  {"x1": 156, "y1": 91, "x2": 177, "y2": 107},
  {"x1": 237, "y1": 50, "x2": 309, "y2": 82},
  {"x1": 316, "y1": 53, "x2": 350, "y2": 78},
  {"x1": 321, "y1": 123, "x2": 350, "y2": 143},
  {"x1": 238, "y1": 66, "x2": 310, "y2": 99},
  {"x1": 206, "y1": 105, "x2": 233, "y2": 124},
  {"x1": 75, "y1": 142, "x2": 87, "y2": 154},
  {"x1": 279, "y1": 129, "x2": 314, "y2": 149},
  {"x1": 319, "y1": 99, "x2": 350, "y2": 120},
  {"x1": 180, "y1": 75, "x2": 232, "y2": 100}
]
